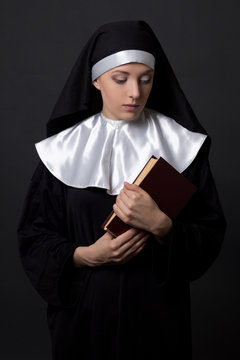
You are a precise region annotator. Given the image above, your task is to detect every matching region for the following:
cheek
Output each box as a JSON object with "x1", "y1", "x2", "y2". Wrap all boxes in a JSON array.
[
  {"x1": 142, "y1": 85, "x2": 152, "y2": 101},
  {"x1": 103, "y1": 86, "x2": 122, "y2": 105}
]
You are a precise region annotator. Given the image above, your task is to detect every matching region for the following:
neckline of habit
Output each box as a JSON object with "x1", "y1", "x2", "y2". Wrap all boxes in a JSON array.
[{"x1": 100, "y1": 111, "x2": 143, "y2": 126}]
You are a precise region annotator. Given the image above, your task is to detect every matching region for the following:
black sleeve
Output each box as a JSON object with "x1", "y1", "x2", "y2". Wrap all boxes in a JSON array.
[
  {"x1": 17, "y1": 161, "x2": 89, "y2": 307},
  {"x1": 163, "y1": 138, "x2": 227, "y2": 283}
]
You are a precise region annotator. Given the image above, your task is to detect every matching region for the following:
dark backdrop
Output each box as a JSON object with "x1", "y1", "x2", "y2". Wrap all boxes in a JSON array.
[{"x1": 1, "y1": 1, "x2": 239, "y2": 359}]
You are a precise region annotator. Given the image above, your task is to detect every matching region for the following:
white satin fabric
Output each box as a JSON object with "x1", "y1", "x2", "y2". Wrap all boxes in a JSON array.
[
  {"x1": 91, "y1": 50, "x2": 155, "y2": 81},
  {"x1": 35, "y1": 109, "x2": 207, "y2": 195}
]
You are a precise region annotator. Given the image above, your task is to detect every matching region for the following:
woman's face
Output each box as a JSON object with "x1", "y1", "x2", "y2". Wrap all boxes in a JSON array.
[{"x1": 93, "y1": 63, "x2": 154, "y2": 120}]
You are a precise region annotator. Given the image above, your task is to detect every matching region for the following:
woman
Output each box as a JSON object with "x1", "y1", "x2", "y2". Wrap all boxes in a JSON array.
[{"x1": 18, "y1": 21, "x2": 226, "y2": 359}]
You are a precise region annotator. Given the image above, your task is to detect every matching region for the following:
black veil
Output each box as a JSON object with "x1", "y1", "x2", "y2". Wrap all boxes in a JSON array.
[{"x1": 47, "y1": 20, "x2": 207, "y2": 137}]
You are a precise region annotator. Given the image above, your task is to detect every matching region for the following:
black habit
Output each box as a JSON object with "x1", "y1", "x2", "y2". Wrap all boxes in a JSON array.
[{"x1": 18, "y1": 138, "x2": 226, "y2": 359}]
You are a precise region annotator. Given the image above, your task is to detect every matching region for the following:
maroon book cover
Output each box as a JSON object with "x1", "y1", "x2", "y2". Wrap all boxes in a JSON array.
[{"x1": 102, "y1": 156, "x2": 197, "y2": 237}]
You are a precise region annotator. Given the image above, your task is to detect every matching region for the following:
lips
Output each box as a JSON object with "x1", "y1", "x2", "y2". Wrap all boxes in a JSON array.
[{"x1": 122, "y1": 104, "x2": 140, "y2": 111}]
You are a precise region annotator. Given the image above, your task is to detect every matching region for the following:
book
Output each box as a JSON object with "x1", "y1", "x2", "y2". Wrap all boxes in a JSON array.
[{"x1": 101, "y1": 156, "x2": 197, "y2": 237}]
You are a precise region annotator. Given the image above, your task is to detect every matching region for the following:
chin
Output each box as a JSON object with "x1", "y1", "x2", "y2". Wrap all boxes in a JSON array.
[
  {"x1": 103, "y1": 108, "x2": 143, "y2": 121},
  {"x1": 121, "y1": 110, "x2": 143, "y2": 120}
]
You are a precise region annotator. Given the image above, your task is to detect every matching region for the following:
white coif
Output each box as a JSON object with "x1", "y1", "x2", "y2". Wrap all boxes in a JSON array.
[
  {"x1": 91, "y1": 50, "x2": 155, "y2": 81},
  {"x1": 35, "y1": 109, "x2": 207, "y2": 195}
]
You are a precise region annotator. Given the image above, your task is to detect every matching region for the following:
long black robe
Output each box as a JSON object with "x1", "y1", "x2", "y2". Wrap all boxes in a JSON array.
[{"x1": 17, "y1": 139, "x2": 226, "y2": 360}]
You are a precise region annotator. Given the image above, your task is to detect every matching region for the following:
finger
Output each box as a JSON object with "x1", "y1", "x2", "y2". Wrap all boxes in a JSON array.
[
  {"x1": 115, "y1": 227, "x2": 144, "y2": 243},
  {"x1": 120, "y1": 238, "x2": 147, "y2": 263},
  {"x1": 123, "y1": 182, "x2": 139, "y2": 192},
  {"x1": 113, "y1": 202, "x2": 132, "y2": 224},
  {"x1": 124, "y1": 182, "x2": 148, "y2": 196},
  {"x1": 131, "y1": 238, "x2": 147, "y2": 254},
  {"x1": 112, "y1": 228, "x2": 139, "y2": 247},
  {"x1": 104, "y1": 231, "x2": 114, "y2": 240},
  {"x1": 115, "y1": 194, "x2": 131, "y2": 215},
  {"x1": 117, "y1": 232, "x2": 149, "y2": 255},
  {"x1": 119, "y1": 187, "x2": 131, "y2": 201},
  {"x1": 132, "y1": 229, "x2": 150, "y2": 238},
  {"x1": 114, "y1": 228, "x2": 149, "y2": 247}
]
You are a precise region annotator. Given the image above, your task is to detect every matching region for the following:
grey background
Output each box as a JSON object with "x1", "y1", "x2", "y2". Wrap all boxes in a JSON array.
[{"x1": 1, "y1": 1, "x2": 239, "y2": 359}]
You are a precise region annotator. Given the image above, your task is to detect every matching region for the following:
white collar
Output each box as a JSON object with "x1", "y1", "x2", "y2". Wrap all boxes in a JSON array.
[{"x1": 35, "y1": 109, "x2": 207, "y2": 195}]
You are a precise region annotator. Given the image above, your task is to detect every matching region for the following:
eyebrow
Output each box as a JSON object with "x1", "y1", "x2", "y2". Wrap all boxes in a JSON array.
[{"x1": 111, "y1": 69, "x2": 154, "y2": 75}]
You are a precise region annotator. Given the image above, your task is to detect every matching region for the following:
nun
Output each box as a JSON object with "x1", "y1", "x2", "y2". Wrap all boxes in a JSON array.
[{"x1": 18, "y1": 20, "x2": 226, "y2": 359}]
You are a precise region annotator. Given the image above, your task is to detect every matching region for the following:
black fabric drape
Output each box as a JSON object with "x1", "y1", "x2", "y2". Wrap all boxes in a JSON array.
[
  {"x1": 17, "y1": 138, "x2": 226, "y2": 359},
  {"x1": 47, "y1": 21, "x2": 206, "y2": 137}
]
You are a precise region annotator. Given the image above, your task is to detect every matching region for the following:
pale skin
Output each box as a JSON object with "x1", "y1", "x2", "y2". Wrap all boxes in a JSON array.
[{"x1": 73, "y1": 63, "x2": 173, "y2": 267}]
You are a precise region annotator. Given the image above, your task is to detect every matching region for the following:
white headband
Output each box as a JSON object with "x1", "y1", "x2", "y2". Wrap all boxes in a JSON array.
[{"x1": 91, "y1": 49, "x2": 155, "y2": 81}]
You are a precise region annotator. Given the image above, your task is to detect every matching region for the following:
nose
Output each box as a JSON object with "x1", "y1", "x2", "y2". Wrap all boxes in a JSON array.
[{"x1": 127, "y1": 79, "x2": 140, "y2": 100}]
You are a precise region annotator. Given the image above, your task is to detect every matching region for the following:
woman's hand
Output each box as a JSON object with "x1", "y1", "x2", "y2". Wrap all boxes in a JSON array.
[
  {"x1": 73, "y1": 228, "x2": 150, "y2": 267},
  {"x1": 113, "y1": 182, "x2": 173, "y2": 244}
]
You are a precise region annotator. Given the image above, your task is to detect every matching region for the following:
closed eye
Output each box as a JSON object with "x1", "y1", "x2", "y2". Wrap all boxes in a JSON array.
[
  {"x1": 112, "y1": 77, "x2": 127, "y2": 84},
  {"x1": 114, "y1": 78, "x2": 127, "y2": 84},
  {"x1": 139, "y1": 76, "x2": 152, "y2": 84},
  {"x1": 111, "y1": 74, "x2": 153, "y2": 85}
]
